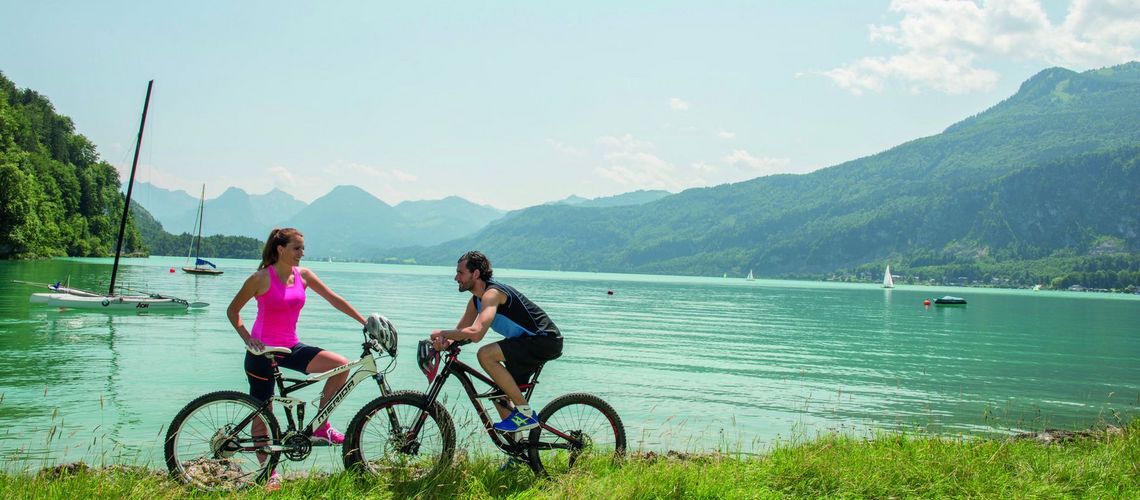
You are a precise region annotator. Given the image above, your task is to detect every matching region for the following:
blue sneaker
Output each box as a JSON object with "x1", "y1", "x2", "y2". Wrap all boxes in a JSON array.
[
  {"x1": 498, "y1": 457, "x2": 525, "y2": 471},
  {"x1": 493, "y1": 409, "x2": 539, "y2": 432}
]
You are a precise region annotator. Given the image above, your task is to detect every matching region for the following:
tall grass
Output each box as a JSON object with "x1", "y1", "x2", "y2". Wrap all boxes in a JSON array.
[{"x1": 1, "y1": 420, "x2": 1135, "y2": 499}]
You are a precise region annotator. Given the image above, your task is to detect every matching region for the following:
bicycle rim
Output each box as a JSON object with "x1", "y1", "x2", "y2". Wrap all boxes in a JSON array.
[
  {"x1": 345, "y1": 393, "x2": 454, "y2": 481},
  {"x1": 528, "y1": 393, "x2": 626, "y2": 476},
  {"x1": 166, "y1": 391, "x2": 279, "y2": 491}
]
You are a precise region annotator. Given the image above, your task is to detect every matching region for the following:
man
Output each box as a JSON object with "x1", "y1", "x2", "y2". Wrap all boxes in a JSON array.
[{"x1": 430, "y1": 251, "x2": 563, "y2": 432}]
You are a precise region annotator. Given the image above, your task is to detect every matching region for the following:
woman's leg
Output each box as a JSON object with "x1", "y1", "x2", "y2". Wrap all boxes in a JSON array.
[{"x1": 305, "y1": 350, "x2": 349, "y2": 416}]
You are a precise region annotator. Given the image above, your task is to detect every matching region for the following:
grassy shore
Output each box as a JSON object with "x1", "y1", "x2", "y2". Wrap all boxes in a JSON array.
[{"x1": 2, "y1": 422, "x2": 1136, "y2": 499}]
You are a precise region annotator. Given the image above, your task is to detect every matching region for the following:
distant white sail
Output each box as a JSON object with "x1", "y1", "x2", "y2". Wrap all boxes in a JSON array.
[
  {"x1": 746, "y1": 269, "x2": 755, "y2": 281},
  {"x1": 883, "y1": 265, "x2": 894, "y2": 288}
]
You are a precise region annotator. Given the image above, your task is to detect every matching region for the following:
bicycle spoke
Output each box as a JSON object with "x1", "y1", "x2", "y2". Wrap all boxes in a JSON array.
[
  {"x1": 166, "y1": 391, "x2": 279, "y2": 491},
  {"x1": 344, "y1": 392, "x2": 455, "y2": 481},
  {"x1": 529, "y1": 393, "x2": 626, "y2": 476}
]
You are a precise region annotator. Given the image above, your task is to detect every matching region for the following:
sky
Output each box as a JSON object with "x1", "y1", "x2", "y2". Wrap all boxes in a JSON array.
[{"x1": 2, "y1": 1, "x2": 1138, "y2": 209}]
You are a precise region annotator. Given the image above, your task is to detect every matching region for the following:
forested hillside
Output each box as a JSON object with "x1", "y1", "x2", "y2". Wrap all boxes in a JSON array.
[
  {"x1": 0, "y1": 72, "x2": 143, "y2": 258},
  {"x1": 130, "y1": 204, "x2": 262, "y2": 260},
  {"x1": 395, "y1": 63, "x2": 1140, "y2": 288}
]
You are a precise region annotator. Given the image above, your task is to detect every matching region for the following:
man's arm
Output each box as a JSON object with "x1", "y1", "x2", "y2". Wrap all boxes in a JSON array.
[{"x1": 431, "y1": 289, "x2": 504, "y2": 345}]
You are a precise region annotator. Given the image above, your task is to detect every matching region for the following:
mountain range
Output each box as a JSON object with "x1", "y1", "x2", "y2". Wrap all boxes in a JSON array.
[
  {"x1": 133, "y1": 183, "x2": 670, "y2": 258},
  {"x1": 383, "y1": 62, "x2": 1140, "y2": 278}
]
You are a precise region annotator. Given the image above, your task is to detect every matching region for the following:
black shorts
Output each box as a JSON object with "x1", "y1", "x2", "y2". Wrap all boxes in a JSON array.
[
  {"x1": 244, "y1": 342, "x2": 324, "y2": 402},
  {"x1": 498, "y1": 335, "x2": 563, "y2": 384}
]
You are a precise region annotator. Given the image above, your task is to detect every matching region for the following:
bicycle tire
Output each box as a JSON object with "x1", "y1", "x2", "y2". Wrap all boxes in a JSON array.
[
  {"x1": 343, "y1": 391, "x2": 456, "y2": 480},
  {"x1": 527, "y1": 392, "x2": 626, "y2": 476},
  {"x1": 164, "y1": 390, "x2": 280, "y2": 490}
]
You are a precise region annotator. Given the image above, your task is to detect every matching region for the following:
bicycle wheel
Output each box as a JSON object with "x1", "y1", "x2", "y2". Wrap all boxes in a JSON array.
[
  {"x1": 165, "y1": 390, "x2": 280, "y2": 490},
  {"x1": 343, "y1": 391, "x2": 456, "y2": 480},
  {"x1": 528, "y1": 392, "x2": 626, "y2": 476}
]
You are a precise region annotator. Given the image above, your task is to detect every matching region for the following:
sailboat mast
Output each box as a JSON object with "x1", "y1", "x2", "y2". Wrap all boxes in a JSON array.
[
  {"x1": 194, "y1": 184, "x2": 205, "y2": 260},
  {"x1": 109, "y1": 79, "x2": 154, "y2": 296}
]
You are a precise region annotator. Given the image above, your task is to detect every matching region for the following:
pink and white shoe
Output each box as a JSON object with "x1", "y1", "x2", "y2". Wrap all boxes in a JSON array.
[
  {"x1": 311, "y1": 422, "x2": 345, "y2": 445},
  {"x1": 266, "y1": 471, "x2": 282, "y2": 491}
]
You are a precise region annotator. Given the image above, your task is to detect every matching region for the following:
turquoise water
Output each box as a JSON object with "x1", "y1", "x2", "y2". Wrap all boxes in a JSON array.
[{"x1": 1, "y1": 257, "x2": 1137, "y2": 471}]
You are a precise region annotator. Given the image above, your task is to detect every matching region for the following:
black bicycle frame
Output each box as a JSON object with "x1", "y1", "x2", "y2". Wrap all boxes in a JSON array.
[{"x1": 411, "y1": 346, "x2": 582, "y2": 456}]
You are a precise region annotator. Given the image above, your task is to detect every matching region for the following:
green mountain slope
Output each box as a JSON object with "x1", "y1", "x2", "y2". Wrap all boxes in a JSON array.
[{"x1": 397, "y1": 63, "x2": 1140, "y2": 281}]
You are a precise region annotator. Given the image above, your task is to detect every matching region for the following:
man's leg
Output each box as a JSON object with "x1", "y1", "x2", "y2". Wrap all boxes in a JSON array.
[{"x1": 477, "y1": 342, "x2": 527, "y2": 411}]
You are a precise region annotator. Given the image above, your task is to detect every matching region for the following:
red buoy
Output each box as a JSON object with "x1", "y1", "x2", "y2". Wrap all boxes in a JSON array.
[
  {"x1": 923, "y1": 299, "x2": 931, "y2": 306},
  {"x1": 169, "y1": 267, "x2": 176, "y2": 273}
]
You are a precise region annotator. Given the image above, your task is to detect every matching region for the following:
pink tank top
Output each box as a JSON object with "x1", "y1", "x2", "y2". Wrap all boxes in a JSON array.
[{"x1": 251, "y1": 266, "x2": 306, "y2": 347}]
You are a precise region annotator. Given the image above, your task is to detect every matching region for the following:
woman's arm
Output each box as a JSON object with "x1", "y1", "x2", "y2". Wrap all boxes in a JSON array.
[
  {"x1": 301, "y1": 268, "x2": 366, "y2": 325},
  {"x1": 228, "y1": 271, "x2": 267, "y2": 350}
]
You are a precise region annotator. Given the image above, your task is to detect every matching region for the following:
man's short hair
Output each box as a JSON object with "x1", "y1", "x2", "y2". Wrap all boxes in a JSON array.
[{"x1": 459, "y1": 250, "x2": 493, "y2": 281}]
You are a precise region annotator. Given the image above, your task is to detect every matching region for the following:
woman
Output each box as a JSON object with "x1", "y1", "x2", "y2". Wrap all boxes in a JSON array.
[{"x1": 226, "y1": 227, "x2": 365, "y2": 453}]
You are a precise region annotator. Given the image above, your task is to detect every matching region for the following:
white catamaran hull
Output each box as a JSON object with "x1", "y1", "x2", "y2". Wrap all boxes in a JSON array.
[
  {"x1": 45, "y1": 295, "x2": 191, "y2": 310},
  {"x1": 29, "y1": 285, "x2": 102, "y2": 304}
]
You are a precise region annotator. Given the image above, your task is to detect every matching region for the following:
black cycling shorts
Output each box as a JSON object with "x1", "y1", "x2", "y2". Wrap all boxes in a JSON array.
[
  {"x1": 497, "y1": 335, "x2": 563, "y2": 384},
  {"x1": 244, "y1": 342, "x2": 324, "y2": 402}
]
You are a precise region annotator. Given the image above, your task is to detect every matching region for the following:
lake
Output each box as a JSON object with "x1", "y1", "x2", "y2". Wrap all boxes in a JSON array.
[{"x1": 1, "y1": 256, "x2": 1137, "y2": 471}]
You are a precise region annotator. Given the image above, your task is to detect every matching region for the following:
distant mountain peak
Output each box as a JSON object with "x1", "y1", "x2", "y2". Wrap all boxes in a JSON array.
[
  {"x1": 551, "y1": 195, "x2": 590, "y2": 205},
  {"x1": 1016, "y1": 66, "x2": 1079, "y2": 98},
  {"x1": 218, "y1": 186, "x2": 250, "y2": 199},
  {"x1": 946, "y1": 61, "x2": 1140, "y2": 134},
  {"x1": 312, "y1": 184, "x2": 392, "y2": 209}
]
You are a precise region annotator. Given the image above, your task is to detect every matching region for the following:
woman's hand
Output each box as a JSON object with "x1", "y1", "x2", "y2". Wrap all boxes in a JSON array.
[{"x1": 244, "y1": 337, "x2": 267, "y2": 353}]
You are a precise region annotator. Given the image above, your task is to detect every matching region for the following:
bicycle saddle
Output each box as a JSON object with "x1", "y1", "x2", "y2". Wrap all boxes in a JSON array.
[{"x1": 246, "y1": 345, "x2": 292, "y2": 357}]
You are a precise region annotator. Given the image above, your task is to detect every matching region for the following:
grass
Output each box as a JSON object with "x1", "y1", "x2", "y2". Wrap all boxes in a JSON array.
[{"x1": 1, "y1": 421, "x2": 1136, "y2": 499}]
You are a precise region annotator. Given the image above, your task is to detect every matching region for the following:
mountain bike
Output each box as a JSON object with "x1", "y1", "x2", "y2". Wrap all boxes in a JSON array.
[
  {"x1": 342, "y1": 339, "x2": 626, "y2": 479},
  {"x1": 163, "y1": 314, "x2": 429, "y2": 490}
]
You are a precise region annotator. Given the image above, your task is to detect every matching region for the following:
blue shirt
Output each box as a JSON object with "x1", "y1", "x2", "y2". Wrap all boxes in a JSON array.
[{"x1": 473, "y1": 279, "x2": 561, "y2": 339}]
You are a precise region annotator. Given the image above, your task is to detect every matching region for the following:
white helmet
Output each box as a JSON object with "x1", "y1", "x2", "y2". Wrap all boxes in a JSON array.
[{"x1": 365, "y1": 313, "x2": 398, "y2": 356}]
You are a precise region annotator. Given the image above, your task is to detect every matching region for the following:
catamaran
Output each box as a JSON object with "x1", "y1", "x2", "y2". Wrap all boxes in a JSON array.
[
  {"x1": 182, "y1": 184, "x2": 222, "y2": 275},
  {"x1": 26, "y1": 81, "x2": 206, "y2": 311},
  {"x1": 883, "y1": 265, "x2": 894, "y2": 288}
]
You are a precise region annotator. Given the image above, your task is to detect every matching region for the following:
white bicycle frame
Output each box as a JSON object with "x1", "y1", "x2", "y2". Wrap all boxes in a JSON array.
[{"x1": 255, "y1": 342, "x2": 392, "y2": 442}]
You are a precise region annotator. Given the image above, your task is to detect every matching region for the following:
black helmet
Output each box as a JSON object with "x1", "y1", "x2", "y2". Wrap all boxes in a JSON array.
[
  {"x1": 416, "y1": 339, "x2": 441, "y2": 383},
  {"x1": 365, "y1": 314, "x2": 398, "y2": 356}
]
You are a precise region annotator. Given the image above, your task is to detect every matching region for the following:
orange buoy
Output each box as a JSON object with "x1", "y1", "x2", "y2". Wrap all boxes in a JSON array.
[{"x1": 923, "y1": 299, "x2": 931, "y2": 306}]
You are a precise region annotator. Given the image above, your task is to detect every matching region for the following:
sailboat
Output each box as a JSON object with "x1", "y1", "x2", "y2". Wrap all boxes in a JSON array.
[
  {"x1": 29, "y1": 81, "x2": 206, "y2": 311},
  {"x1": 746, "y1": 269, "x2": 755, "y2": 281},
  {"x1": 882, "y1": 265, "x2": 895, "y2": 288},
  {"x1": 182, "y1": 184, "x2": 223, "y2": 275}
]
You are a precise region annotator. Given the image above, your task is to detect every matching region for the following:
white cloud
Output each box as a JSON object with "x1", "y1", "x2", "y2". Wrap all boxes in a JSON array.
[
  {"x1": 594, "y1": 151, "x2": 683, "y2": 190},
  {"x1": 597, "y1": 133, "x2": 655, "y2": 151},
  {"x1": 390, "y1": 169, "x2": 417, "y2": 182},
  {"x1": 723, "y1": 150, "x2": 792, "y2": 173},
  {"x1": 594, "y1": 133, "x2": 684, "y2": 189},
  {"x1": 547, "y1": 138, "x2": 584, "y2": 156},
  {"x1": 824, "y1": 0, "x2": 1140, "y2": 94},
  {"x1": 268, "y1": 165, "x2": 298, "y2": 190},
  {"x1": 669, "y1": 97, "x2": 691, "y2": 110},
  {"x1": 718, "y1": 130, "x2": 737, "y2": 139}
]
